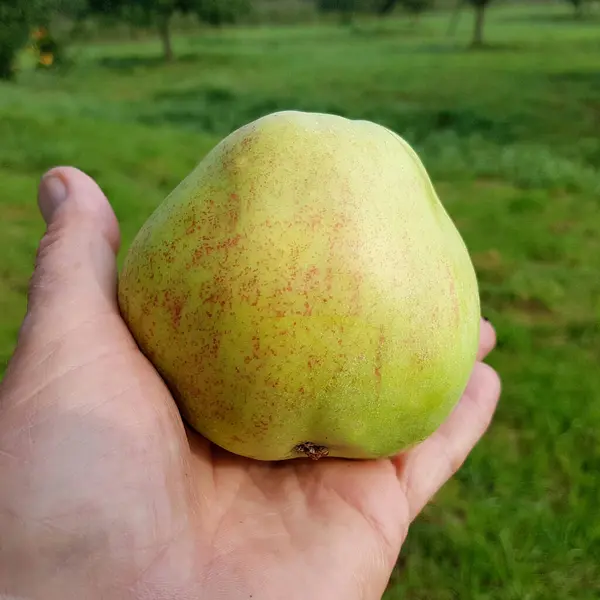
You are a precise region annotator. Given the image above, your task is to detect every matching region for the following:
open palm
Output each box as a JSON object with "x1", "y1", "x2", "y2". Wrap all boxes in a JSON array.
[{"x1": 0, "y1": 168, "x2": 500, "y2": 600}]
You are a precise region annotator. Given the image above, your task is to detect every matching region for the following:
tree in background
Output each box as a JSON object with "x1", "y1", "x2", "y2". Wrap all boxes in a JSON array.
[
  {"x1": 403, "y1": 0, "x2": 434, "y2": 18},
  {"x1": 446, "y1": 0, "x2": 494, "y2": 48},
  {"x1": 0, "y1": 0, "x2": 80, "y2": 79},
  {"x1": 317, "y1": 0, "x2": 358, "y2": 25},
  {"x1": 87, "y1": 0, "x2": 251, "y2": 62},
  {"x1": 565, "y1": 0, "x2": 589, "y2": 18},
  {"x1": 197, "y1": 0, "x2": 251, "y2": 26},
  {"x1": 31, "y1": 26, "x2": 62, "y2": 69},
  {"x1": 318, "y1": 0, "x2": 426, "y2": 25},
  {"x1": 379, "y1": 0, "x2": 434, "y2": 21},
  {"x1": 0, "y1": 0, "x2": 32, "y2": 79},
  {"x1": 467, "y1": 0, "x2": 493, "y2": 47}
]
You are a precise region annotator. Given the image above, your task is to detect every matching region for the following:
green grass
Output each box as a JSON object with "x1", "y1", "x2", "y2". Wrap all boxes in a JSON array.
[{"x1": 2, "y1": 2, "x2": 600, "y2": 598}]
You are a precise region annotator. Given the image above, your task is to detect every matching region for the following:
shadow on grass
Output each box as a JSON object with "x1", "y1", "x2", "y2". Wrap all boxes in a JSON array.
[
  {"x1": 463, "y1": 41, "x2": 528, "y2": 53},
  {"x1": 350, "y1": 23, "x2": 431, "y2": 38},
  {"x1": 357, "y1": 39, "x2": 525, "y2": 54},
  {"x1": 550, "y1": 71, "x2": 600, "y2": 90},
  {"x1": 499, "y1": 11, "x2": 600, "y2": 25},
  {"x1": 96, "y1": 50, "x2": 236, "y2": 73},
  {"x1": 134, "y1": 82, "x2": 515, "y2": 146}
]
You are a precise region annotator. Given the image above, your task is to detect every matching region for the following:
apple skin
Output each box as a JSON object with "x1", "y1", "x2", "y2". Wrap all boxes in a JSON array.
[{"x1": 117, "y1": 110, "x2": 480, "y2": 461}]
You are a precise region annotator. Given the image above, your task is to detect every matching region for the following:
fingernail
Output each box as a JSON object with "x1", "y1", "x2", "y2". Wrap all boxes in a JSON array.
[{"x1": 39, "y1": 175, "x2": 68, "y2": 224}]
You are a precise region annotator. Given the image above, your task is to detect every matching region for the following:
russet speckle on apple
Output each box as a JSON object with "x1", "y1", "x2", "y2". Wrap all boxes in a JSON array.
[{"x1": 117, "y1": 110, "x2": 480, "y2": 461}]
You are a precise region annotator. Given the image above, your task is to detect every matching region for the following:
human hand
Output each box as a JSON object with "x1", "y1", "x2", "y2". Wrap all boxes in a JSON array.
[{"x1": 0, "y1": 167, "x2": 501, "y2": 600}]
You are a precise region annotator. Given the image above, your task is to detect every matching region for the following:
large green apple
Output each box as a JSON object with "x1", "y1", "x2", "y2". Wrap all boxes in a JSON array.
[{"x1": 118, "y1": 111, "x2": 480, "y2": 461}]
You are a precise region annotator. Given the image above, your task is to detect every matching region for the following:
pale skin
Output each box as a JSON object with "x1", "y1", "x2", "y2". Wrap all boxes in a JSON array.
[{"x1": 0, "y1": 167, "x2": 501, "y2": 600}]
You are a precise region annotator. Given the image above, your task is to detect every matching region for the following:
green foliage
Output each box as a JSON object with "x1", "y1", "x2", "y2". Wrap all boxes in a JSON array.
[
  {"x1": 564, "y1": 0, "x2": 589, "y2": 17},
  {"x1": 0, "y1": 6, "x2": 22, "y2": 79},
  {"x1": 317, "y1": 0, "x2": 383, "y2": 15},
  {"x1": 379, "y1": 0, "x2": 433, "y2": 15},
  {"x1": 0, "y1": 0, "x2": 89, "y2": 80},
  {"x1": 87, "y1": 0, "x2": 250, "y2": 21},
  {"x1": 0, "y1": 0, "x2": 83, "y2": 79},
  {"x1": 400, "y1": 0, "x2": 434, "y2": 15},
  {"x1": 195, "y1": 0, "x2": 251, "y2": 26},
  {"x1": 43, "y1": 0, "x2": 89, "y2": 18},
  {"x1": 465, "y1": 0, "x2": 493, "y2": 7},
  {"x1": 317, "y1": 0, "x2": 389, "y2": 24},
  {"x1": 0, "y1": 0, "x2": 37, "y2": 79},
  {"x1": 317, "y1": 0, "x2": 354, "y2": 11},
  {"x1": 317, "y1": 0, "x2": 355, "y2": 24},
  {"x1": 86, "y1": 0, "x2": 251, "y2": 59},
  {"x1": 319, "y1": 0, "x2": 432, "y2": 22}
]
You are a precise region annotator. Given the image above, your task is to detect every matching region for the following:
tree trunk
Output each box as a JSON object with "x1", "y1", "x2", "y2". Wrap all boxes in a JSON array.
[
  {"x1": 0, "y1": 46, "x2": 16, "y2": 81},
  {"x1": 472, "y1": 4, "x2": 485, "y2": 48},
  {"x1": 157, "y1": 13, "x2": 174, "y2": 62}
]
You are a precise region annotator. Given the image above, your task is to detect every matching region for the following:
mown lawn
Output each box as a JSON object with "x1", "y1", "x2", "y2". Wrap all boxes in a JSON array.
[{"x1": 1, "y1": 3, "x2": 599, "y2": 598}]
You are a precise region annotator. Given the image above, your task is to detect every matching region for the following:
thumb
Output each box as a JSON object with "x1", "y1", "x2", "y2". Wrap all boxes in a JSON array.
[{"x1": 19, "y1": 167, "x2": 122, "y2": 351}]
